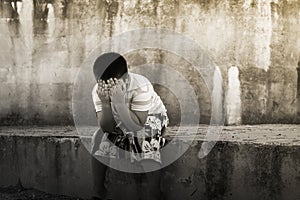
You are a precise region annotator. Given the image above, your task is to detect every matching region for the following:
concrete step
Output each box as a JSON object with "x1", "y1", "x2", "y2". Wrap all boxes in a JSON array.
[{"x1": 0, "y1": 125, "x2": 299, "y2": 200}]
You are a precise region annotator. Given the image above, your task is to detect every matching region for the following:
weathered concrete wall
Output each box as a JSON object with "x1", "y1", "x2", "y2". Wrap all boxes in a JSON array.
[
  {"x1": 0, "y1": 0, "x2": 299, "y2": 125},
  {"x1": 0, "y1": 125, "x2": 300, "y2": 199}
]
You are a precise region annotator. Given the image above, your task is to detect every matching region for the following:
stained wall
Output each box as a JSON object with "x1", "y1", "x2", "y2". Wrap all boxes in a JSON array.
[{"x1": 0, "y1": 0, "x2": 299, "y2": 125}]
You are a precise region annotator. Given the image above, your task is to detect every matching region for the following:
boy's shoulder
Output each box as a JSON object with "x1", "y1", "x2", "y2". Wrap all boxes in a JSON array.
[
  {"x1": 128, "y1": 72, "x2": 149, "y2": 82},
  {"x1": 128, "y1": 72, "x2": 151, "y2": 89}
]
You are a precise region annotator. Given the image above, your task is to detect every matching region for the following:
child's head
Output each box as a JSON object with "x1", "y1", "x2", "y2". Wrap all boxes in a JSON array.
[{"x1": 93, "y1": 52, "x2": 128, "y2": 82}]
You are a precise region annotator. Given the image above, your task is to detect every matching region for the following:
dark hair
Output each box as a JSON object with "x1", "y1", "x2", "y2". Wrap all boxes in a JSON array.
[{"x1": 93, "y1": 52, "x2": 127, "y2": 81}]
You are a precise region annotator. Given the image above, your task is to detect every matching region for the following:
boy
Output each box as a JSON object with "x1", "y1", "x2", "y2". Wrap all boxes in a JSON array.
[{"x1": 91, "y1": 52, "x2": 169, "y2": 199}]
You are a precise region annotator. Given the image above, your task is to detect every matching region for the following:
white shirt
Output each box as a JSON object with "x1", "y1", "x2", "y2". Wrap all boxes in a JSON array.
[{"x1": 92, "y1": 72, "x2": 167, "y2": 115}]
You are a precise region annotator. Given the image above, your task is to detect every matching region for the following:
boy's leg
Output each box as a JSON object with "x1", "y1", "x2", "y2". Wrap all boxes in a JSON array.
[
  {"x1": 139, "y1": 160, "x2": 162, "y2": 200},
  {"x1": 91, "y1": 129, "x2": 108, "y2": 199},
  {"x1": 135, "y1": 114, "x2": 167, "y2": 200},
  {"x1": 91, "y1": 156, "x2": 108, "y2": 199}
]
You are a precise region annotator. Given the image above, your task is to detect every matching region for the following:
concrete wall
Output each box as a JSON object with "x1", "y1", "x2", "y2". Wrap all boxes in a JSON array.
[
  {"x1": 0, "y1": 126, "x2": 300, "y2": 199},
  {"x1": 0, "y1": 0, "x2": 299, "y2": 125}
]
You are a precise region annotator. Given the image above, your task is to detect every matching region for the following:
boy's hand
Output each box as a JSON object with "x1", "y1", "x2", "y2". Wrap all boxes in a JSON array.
[
  {"x1": 110, "y1": 79, "x2": 126, "y2": 105},
  {"x1": 97, "y1": 80, "x2": 110, "y2": 103},
  {"x1": 110, "y1": 79, "x2": 127, "y2": 123},
  {"x1": 97, "y1": 78, "x2": 119, "y2": 102},
  {"x1": 106, "y1": 78, "x2": 119, "y2": 97}
]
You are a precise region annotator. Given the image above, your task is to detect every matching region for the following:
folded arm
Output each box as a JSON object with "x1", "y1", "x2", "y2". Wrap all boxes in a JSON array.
[{"x1": 113, "y1": 105, "x2": 148, "y2": 132}]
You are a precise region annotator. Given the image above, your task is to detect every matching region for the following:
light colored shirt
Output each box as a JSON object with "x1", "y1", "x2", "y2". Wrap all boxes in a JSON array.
[{"x1": 92, "y1": 72, "x2": 167, "y2": 115}]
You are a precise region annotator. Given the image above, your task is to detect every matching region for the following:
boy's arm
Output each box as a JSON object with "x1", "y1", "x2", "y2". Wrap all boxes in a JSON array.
[
  {"x1": 110, "y1": 86, "x2": 149, "y2": 132},
  {"x1": 97, "y1": 101, "x2": 117, "y2": 133},
  {"x1": 94, "y1": 81, "x2": 118, "y2": 132},
  {"x1": 112, "y1": 105, "x2": 148, "y2": 132},
  {"x1": 130, "y1": 110, "x2": 148, "y2": 126}
]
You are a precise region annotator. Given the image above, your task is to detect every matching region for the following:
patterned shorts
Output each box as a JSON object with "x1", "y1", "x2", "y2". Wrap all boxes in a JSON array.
[{"x1": 92, "y1": 113, "x2": 169, "y2": 163}]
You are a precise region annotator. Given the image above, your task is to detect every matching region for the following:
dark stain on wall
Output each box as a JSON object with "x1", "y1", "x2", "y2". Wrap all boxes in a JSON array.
[
  {"x1": 1, "y1": 112, "x2": 25, "y2": 125},
  {"x1": 33, "y1": 0, "x2": 50, "y2": 35},
  {"x1": 54, "y1": 140, "x2": 62, "y2": 192},
  {"x1": 0, "y1": 0, "x2": 19, "y2": 20},
  {"x1": 297, "y1": 61, "x2": 300, "y2": 121},
  {"x1": 105, "y1": 0, "x2": 119, "y2": 37},
  {"x1": 240, "y1": 67, "x2": 298, "y2": 124},
  {"x1": 246, "y1": 145, "x2": 283, "y2": 199},
  {"x1": 205, "y1": 142, "x2": 234, "y2": 200}
]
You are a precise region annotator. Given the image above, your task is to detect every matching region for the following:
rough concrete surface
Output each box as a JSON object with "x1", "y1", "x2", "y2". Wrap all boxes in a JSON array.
[
  {"x1": 0, "y1": 185, "x2": 84, "y2": 200},
  {"x1": 0, "y1": 0, "x2": 299, "y2": 125},
  {"x1": 0, "y1": 125, "x2": 299, "y2": 200}
]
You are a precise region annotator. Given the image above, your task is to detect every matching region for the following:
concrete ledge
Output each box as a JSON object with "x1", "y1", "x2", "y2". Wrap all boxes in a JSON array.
[{"x1": 0, "y1": 125, "x2": 299, "y2": 199}]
